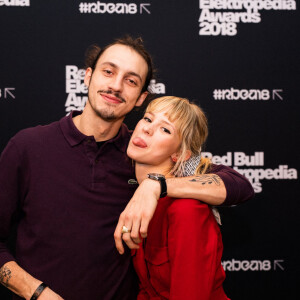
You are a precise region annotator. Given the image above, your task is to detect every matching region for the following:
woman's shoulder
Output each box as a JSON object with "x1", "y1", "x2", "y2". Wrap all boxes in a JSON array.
[
  {"x1": 165, "y1": 198, "x2": 220, "y2": 236},
  {"x1": 167, "y1": 198, "x2": 211, "y2": 219}
]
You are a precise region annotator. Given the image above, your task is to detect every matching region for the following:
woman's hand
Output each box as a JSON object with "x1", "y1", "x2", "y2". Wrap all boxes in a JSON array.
[{"x1": 114, "y1": 179, "x2": 160, "y2": 254}]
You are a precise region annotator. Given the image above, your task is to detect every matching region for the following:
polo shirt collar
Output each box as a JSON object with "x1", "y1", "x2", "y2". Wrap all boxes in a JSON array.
[{"x1": 59, "y1": 110, "x2": 131, "y2": 152}]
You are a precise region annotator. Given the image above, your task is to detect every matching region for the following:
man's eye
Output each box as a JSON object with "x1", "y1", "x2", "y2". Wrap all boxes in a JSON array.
[
  {"x1": 162, "y1": 127, "x2": 171, "y2": 134},
  {"x1": 127, "y1": 78, "x2": 137, "y2": 86},
  {"x1": 103, "y1": 69, "x2": 112, "y2": 75},
  {"x1": 143, "y1": 117, "x2": 152, "y2": 123}
]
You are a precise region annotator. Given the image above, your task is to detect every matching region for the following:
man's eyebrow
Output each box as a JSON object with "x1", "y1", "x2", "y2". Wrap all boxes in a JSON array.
[
  {"x1": 100, "y1": 62, "x2": 143, "y2": 83},
  {"x1": 100, "y1": 61, "x2": 118, "y2": 69}
]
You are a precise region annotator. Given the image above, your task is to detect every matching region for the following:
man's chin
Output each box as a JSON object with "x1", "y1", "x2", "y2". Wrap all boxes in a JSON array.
[
  {"x1": 96, "y1": 110, "x2": 117, "y2": 121},
  {"x1": 94, "y1": 108, "x2": 128, "y2": 122}
]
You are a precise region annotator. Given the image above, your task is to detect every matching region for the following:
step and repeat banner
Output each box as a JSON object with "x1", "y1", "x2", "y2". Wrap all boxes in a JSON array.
[{"x1": 0, "y1": 1, "x2": 299, "y2": 299}]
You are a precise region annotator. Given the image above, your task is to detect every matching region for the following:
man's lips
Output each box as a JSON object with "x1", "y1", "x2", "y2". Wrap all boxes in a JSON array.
[
  {"x1": 100, "y1": 93, "x2": 124, "y2": 104},
  {"x1": 132, "y1": 137, "x2": 147, "y2": 148}
]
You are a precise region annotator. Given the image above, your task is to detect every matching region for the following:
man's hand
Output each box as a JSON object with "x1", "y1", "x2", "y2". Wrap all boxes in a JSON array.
[
  {"x1": 38, "y1": 287, "x2": 64, "y2": 300},
  {"x1": 114, "y1": 179, "x2": 160, "y2": 254},
  {"x1": 0, "y1": 261, "x2": 64, "y2": 300}
]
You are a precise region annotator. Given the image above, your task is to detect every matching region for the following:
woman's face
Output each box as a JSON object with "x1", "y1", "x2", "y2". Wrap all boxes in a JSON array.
[{"x1": 127, "y1": 110, "x2": 181, "y2": 169}]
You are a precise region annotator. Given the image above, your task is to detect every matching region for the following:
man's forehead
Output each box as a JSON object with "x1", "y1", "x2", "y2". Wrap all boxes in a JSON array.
[{"x1": 97, "y1": 44, "x2": 148, "y2": 78}]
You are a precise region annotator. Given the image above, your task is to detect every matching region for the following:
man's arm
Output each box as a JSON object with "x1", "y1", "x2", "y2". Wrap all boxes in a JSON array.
[
  {"x1": 114, "y1": 164, "x2": 254, "y2": 253},
  {"x1": 0, "y1": 140, "x2": 63, "y2": 299},
  {"x1": 167, "y1": 164, "x2": 255, "y2": 206},
  {"x1": 0, "y1": 261, "x2": 63, "y2": 299},
  {"x1": 166, "y1": 174, "x2": 226, "y2": 205}
]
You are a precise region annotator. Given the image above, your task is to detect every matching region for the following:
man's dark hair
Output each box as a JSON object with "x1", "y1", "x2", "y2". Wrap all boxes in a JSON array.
[{"x1": 84, "y1": 36, "x2": 154, "y2": 93}]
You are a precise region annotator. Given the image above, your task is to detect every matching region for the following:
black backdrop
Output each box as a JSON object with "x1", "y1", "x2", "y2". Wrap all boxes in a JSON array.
[{"x1": 0, "y1": 1, "x2": 299, "y2": 299}]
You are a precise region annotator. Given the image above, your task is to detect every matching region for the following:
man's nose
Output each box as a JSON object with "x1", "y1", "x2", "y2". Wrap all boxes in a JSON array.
[{"x1": 108, "y1": 75, "x2": 123, "y2": 92}]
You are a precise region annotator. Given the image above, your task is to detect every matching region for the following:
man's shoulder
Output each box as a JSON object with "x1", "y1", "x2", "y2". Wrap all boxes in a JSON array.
[{"x1": 11, "y1": 119, "x2": 61, "y2": 146}]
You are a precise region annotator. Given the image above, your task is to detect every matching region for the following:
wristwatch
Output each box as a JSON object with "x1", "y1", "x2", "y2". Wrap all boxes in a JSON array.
[{"x1": 147, "y1": 173, "x2": 167, "y2": 198}]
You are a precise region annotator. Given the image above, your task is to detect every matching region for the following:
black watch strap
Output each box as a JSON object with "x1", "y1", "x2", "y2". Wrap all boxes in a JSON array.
[
  {"x1": 147, "y1": 173, "x2": 167, "y2": 198},
  {"x1": 30, "y1": 283, "x2": 48, "y2": 300},
  {"x1": 159, "y1": 177, "x2": 167, "y2": 198}
]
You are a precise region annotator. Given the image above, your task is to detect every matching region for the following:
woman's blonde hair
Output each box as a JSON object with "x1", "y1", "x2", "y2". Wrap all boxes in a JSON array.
[{"x1": 146, "y1": 96, "x2": 211, "y2": 176}]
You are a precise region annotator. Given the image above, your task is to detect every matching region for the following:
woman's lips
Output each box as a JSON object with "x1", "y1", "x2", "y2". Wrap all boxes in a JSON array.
[{"x1": 132, "y1": 137, "x2": 147, "y2": 148}]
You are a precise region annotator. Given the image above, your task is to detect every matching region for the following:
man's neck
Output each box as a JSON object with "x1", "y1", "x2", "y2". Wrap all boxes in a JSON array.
[{"x1": 73, "y1": 108, "x2": 124, "y2": 142}]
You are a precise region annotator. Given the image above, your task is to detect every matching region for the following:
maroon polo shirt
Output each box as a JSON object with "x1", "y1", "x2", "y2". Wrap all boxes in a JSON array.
[
  {"x1": 0, "y1": 111, "x2": 254, "y2": 299},
  {"x1": 0, "y1": 111, "x2": 139, "y2": 299}
]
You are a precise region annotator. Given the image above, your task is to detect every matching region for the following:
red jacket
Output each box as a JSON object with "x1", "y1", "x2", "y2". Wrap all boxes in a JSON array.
[{"x1": 132, "y1": 197, "x2": 230, "y2": 300}]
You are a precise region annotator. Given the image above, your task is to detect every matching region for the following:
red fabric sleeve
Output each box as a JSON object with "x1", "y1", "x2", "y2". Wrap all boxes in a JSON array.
[{"x1": 167, "y1": 198, "x2": 222, "y2": 300}]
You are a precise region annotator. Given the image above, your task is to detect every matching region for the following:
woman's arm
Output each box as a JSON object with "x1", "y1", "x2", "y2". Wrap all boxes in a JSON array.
[{"x1": 115, "y1": 164, "x2": 254, "y2": 253}]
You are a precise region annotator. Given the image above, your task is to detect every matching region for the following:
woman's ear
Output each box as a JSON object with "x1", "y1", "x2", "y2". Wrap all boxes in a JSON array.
[
  {"x1": 171, "y1": 150, "x2": 192, "y2": 162},
  {"x1": 184, "y1": 150, "x2": 192, "y2": 161},
  {"x1": 171, "y1": 153, "x2": 178, "y2": 162}
]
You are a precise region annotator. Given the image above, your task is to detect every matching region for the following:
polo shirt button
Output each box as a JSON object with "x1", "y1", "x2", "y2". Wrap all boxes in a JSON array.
[
  {"x1": 95, "y1": 159, "x2": 99, "y2": 163},
  {"x1": 87, "y1": 140, "x2": 91, "y2": 143}
]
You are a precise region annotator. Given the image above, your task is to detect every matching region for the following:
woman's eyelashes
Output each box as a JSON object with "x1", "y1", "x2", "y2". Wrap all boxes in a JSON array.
[
  {"x1": 143, "y1": 116, "x2": 172, "y2": 134},
  {"x1": 143, "y1": 116, "x2": 152, "y2": 123},
  {"x1": 162, "y1": 127, "x2": 171, "y2": 134}
]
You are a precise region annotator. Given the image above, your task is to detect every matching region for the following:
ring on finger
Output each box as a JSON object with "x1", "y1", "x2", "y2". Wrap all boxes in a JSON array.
[{"x1": 121, "y1": 225, "x2": 131, "y2": 234}]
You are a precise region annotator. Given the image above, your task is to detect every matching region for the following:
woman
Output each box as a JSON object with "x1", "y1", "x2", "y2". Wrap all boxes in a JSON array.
[{"x1": 127, "y1": 96, "x2": 230, "y2": 300}]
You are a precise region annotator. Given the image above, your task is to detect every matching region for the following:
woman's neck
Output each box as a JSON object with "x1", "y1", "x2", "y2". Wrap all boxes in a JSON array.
[{"x1": 135, "y1": 162, "x2": 174, "y2": 184}]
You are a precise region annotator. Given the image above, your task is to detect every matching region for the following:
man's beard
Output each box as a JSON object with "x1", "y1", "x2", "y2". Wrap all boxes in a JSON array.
[
  {"x1": 88, "y1": 89, "x2": 126, "y2": 122},
  {"x1": 92, "y1": 106, "x2": 117, "y2": 121}
]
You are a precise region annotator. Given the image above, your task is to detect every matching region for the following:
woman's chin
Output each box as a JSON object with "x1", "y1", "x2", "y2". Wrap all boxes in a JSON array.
[{"x1": 127, "y1": 147, "x2": 144, "y2": 163}]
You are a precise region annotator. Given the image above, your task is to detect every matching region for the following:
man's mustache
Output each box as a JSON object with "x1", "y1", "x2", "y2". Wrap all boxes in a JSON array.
[{"x1": 98, "y1": 90, "x2": 126, "y2": 103}]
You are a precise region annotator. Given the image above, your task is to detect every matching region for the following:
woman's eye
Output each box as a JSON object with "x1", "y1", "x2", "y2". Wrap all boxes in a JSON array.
[
  {"x1": 162, "y1": 127, "x2": 171, "y2": 134},
  {"x1": 143, "y1": 117, "x2": 152, "y2": 123}
]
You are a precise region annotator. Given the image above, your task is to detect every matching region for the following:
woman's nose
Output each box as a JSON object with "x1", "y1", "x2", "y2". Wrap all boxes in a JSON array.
[{"x1": 143, "y1": 123, "x2": 153, "y2": 135}]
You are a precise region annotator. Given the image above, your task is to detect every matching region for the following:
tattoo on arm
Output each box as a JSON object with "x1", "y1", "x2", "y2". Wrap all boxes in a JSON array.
[
  {"x1": 0, "y1": 265, "x2": 12, "y2": 287},
  {"x1": 189, "y1": 174, "x2": 221, "y2": 186}
]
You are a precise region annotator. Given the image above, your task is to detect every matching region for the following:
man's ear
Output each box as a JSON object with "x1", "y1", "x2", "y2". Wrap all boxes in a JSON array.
[
  {"x1": 84, "y1": 67, "x2": 93, "y2": 87},
  {"x1": 135, "y1": 91, "x2": 149, "y2": 107}
]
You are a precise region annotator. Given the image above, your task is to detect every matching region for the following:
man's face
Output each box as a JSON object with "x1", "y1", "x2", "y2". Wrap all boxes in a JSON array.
[{"x1": 84, "y1": 44, "x2": 149, "y2": 121}]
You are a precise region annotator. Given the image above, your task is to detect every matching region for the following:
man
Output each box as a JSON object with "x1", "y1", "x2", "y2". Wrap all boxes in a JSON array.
[{"x1": 0, "y1": 36, "x2": 254, "y2": 300}]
